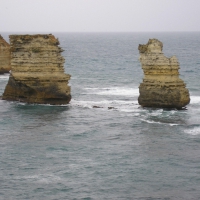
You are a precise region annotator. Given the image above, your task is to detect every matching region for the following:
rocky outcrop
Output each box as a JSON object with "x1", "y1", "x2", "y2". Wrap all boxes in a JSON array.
[
  {"x1": 2, "y1": 34, "x2": 71, "y2": 105},
  {"x1": 138, "y1": 39, "x2": 190, "y2": 109},
  {"x1": 0, "y1": 35, "x2": 11, "y2": 74}
]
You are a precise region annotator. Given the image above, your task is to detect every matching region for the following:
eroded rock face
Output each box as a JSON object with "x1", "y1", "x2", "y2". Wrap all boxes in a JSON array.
[
  {"x1": 138, "y1": 39, "x2": 190, "y2": 109},
  {"x1": 2, "y1": 34, "x2": 71, "y2": 105},
  {"x1": 0, "y1": 35, "x2": 11, "y2": 74}
]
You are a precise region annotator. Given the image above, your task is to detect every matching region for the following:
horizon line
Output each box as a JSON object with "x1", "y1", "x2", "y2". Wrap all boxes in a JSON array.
[{"x1": 1, "y1": 31, "x2": 200, "y2": 33}]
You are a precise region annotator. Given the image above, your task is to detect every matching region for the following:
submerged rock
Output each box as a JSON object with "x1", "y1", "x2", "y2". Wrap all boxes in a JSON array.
[
  {"x1": 108, "y1": 107, "x2": 115, "y2": 110},
  {"x1": 93, "y1": 106, "x2": 103, "y2": 108},
  {"x1": 2, "y1": 34, "x2": 71, "y2": 105},
  {"x1": 0, "y1": 35, "x2": 11, "y2": 74},
  {"x1": 138, "y1": 39, "x2": 190, "y2": 109}
]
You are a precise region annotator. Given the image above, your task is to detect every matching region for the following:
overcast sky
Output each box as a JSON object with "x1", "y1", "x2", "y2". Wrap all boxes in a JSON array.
[{"x1": 1, "y1": 0, "x2": 200, "y2": 32}]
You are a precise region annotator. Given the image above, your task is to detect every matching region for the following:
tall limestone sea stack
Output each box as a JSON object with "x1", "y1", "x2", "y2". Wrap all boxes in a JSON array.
[
  {"x1": 0, "y1": 35, "x2": 11, "y2": 74},
  {"x1": 138, "y1": 39, "x2": 190, "y2": 109},
  {"x1": 2, "y1": 34, "x2": 71, "y2": 105}
]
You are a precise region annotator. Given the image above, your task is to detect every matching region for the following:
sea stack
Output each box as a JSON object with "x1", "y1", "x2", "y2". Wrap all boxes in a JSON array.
[
  {"x1": 138, "y1": 39, "x2": 190, "y2": 109},
  {"x1": 2, "y1": 34, "x2": 71, "y2": 105},
  {"x1": 0, "y1": 35, "x2": 11, "y2": 74}
]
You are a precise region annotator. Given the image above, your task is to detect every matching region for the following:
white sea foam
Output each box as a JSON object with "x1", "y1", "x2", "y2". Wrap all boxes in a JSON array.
[
  {"x1": 0, "y1": 74, "x2": 9, "y2": 80},
  {"x1": 84, "y1": 87, "x2": 139, "y2": 97},
  {"x1": 148, "y1": 109, "x2": 163, "y2": 116},
  {"x1": 71, "y1": 99, "x2": 138, "y2": 112},
  {"x1": 169, "y1": 123, "x2": 179, "y2": 126},
  {"x1": 190, "y1": 96, "x2": 200, "y2": 104},
  {"x1": 141, "y1": 119, "x2": 179, "y2": 126},
  {"x1": 146, "y1": 109, "x2": 179, "y2": 118},
  {"x1": 184, "y1": 127, "x2": 200, "y2": 135},
  {"x1": 70, "y1": 76, "x2": 80, "y2": 79},
  {"x1": 71, "y1": 99, "x2": 110, "y2": 107}
]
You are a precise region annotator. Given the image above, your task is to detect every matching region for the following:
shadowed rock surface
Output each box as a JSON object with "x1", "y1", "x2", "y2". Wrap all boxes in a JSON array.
[
  {"x1": 138, "y1": 39, "x2": 190, "y2": 109},
  {"x1": 2, "y1": 34, "x2": 71, "y2": 104},
  {"x1": 0, "y1": 35, "x2": 11, "y2": 74}
]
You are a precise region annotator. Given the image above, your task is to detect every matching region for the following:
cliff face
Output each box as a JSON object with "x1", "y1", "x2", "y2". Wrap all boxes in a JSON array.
[
  {"x1": 0, "y1": 35, "x2": 11, "y2": 74},
  {"x1": 2, "y1": 34, "x2": 71, "y2": 105},
  {"x1": 138, "y1": 39, "x2": 190, "y2": 109}
]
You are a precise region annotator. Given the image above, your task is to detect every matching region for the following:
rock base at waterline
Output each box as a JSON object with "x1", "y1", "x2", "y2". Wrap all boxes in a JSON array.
[
  {"x1": 2, "y1": 34, "x2": 71, "y2": 105},
  {"x1": 138, "y1": 39, "x2": 190, "y2": 109}
]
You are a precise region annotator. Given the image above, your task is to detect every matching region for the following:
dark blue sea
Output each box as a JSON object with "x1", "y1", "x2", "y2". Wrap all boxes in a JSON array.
[{"x1": 0, "y1": 32, "x2": 200, "y2": 200}]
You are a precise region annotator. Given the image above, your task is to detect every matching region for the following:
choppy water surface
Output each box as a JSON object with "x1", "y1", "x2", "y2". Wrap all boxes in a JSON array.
[{"x1": 0, "y1": 33, "x2": 200, "y2": 199}]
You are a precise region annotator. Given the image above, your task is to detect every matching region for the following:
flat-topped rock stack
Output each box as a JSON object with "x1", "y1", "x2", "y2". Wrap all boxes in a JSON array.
[
  {"x1": 2, "y1": 34, "x2": 71, "y2": 104},
  {"x1": 0, "y1": 35, "x2": 11, "y2": 74},
  {"x1": 138, "y1": 39, "x2": 190, "y2": 109}
]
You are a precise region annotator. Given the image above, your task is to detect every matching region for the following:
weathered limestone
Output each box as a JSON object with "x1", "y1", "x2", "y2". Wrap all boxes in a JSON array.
[
  {"x1": 138, "y1": 39, "x2": 190, "y2": 109},
  {"x1": 0, "y1": 35, "x2": 11, "y2": 74},
  {"x1": 2, "y1": 34, "x2": 71, "y2": 105}
]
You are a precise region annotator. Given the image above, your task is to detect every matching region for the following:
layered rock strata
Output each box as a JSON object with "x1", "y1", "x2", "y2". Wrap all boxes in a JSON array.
[
  {"x1": 138, "y1": 39, "x2": 190, "y2": 108},
  {"x1": 2, "y1": 34, "x2": 71, "y2": 105},
  {"x1": 0, "y1": 35, "x2": 11, "y2": 74}
]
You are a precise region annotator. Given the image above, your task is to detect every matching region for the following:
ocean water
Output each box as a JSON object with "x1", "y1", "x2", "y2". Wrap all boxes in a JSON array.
[{"x1": 0, "y1": 32, "x2": 200, "y2": 200}]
